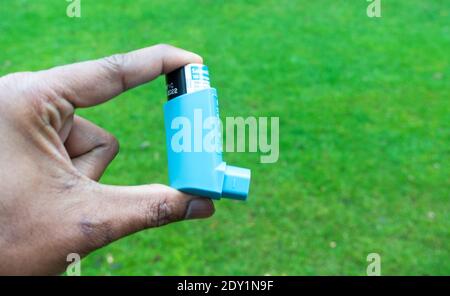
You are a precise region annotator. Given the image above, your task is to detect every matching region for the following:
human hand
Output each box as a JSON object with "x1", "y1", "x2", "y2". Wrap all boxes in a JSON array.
[{"x1": 0, "y1": 44, "x2": 215, "y2": 275}]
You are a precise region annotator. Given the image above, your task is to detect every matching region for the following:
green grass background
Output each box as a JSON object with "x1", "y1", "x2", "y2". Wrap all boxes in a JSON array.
[{"x1": 0, "y1": 0, "x2": 449, "y2": 275}]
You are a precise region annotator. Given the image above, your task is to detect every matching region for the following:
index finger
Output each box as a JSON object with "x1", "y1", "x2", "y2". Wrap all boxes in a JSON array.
[{"x1": 39, "y1": 44, "x2": 203, "y2": 107}]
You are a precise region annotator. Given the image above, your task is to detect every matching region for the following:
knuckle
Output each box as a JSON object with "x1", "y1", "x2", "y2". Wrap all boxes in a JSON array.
[
  {"x1": 78, "y1": 216, "x2": 115, "y2": 251},
  {"x1": 101, "y1": 132, "x2": 120, "y2": 157},
  {"x1": 100, "y1": 54, "x2": 128, "y2": 91},
  {"x1": 24, "y1": 86, "x2": 72, "y2": 130},
  {"x1": 102, "y1": 53, "x2": 126, "y2": 71},
  {"x1": 144, "y1": 194, "x2": 177, "y2": 228}
]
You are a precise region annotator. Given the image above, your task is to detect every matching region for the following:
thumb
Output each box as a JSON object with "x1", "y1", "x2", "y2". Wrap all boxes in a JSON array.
[{"x1": 78, "y1": 183, "x2": 214, "y2": 251}]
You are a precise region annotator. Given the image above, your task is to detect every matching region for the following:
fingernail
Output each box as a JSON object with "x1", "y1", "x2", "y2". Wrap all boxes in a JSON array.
[{"x1": 185, "y1": 198, "x2": 214, "y2": 220}]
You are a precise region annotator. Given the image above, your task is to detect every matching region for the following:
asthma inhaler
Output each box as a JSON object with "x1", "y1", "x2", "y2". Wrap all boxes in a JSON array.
[{"x1": 164, "y1": 64, "x2": 251, "y2": 200}]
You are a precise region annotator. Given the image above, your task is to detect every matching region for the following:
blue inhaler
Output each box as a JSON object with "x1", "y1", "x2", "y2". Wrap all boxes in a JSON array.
[{"x1": 164, "y1": 64, "x2": 250, "y2": 200}]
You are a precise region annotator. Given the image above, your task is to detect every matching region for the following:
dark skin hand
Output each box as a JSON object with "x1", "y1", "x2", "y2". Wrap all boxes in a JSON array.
[{"x1": 0, "y1": 44, "x2": 215, "y2": 275}]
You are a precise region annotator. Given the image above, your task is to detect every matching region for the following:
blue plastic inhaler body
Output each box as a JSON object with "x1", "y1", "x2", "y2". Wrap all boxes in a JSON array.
[{"x1": 163, "y1": 64, "x2": 250, "y2": 200}]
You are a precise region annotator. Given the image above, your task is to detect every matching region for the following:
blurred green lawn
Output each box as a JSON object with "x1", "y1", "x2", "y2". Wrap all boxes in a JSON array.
[{"x1": 1, "y1": 0, "x2": 449, "y2": 275}]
